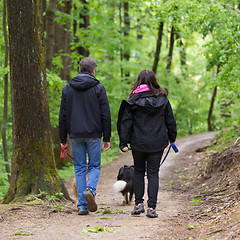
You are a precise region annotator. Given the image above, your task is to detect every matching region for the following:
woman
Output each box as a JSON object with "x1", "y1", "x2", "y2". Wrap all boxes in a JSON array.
[{"x1": 117, "y1": 69, "x2": 177, "y2": 218}]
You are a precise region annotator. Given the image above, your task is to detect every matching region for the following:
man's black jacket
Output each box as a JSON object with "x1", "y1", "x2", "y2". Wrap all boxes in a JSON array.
[
  {"x1": 59, "y1": 73, "x2": 111, "y2": 143},
  {"x1": 117, "y1": 92, "x2": 177, "y2": 152}
]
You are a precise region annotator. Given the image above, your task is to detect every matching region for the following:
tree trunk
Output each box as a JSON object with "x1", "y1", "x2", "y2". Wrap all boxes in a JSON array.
[
  {"x1": 166, "y1": 26, "x2": 175, "y2": 71},
  {"x1": 123, "y1": 1, "x2": 130, "y2": 79},
  {"x1": 1, "y1": 0, "x2": 11, "y2": 182},
  {"x1": 175, "y1": 32, "x2": 187, "y2": 79},
  {"x1": 208, "y1": 86, "x2": 218, "y2": 131},
  {"x1": 119, "y1": 1, "x2": 123, "y2": 78},
  {"x1": 207, "y1": 65, "x2": 220, "y2": 131},
  {"x1": 5, "y1": 0, "x2": 70, "y2": 203},
  {"x1": 106, "y1": 0, "x2": 116, "y2": 61},
  {"x1": 179, "y1": 39, "x2": 186, "y2": 67},
  {"x1": 46, "y1": 0, "x2": 57, "y2": 70},
  {"x1": 79, "y1": 0, "x2": 90, "y2": 58},
  {"x1": 152, "y1": 22, "x2": 164, "y2": 74},
  {"x1": 54, "y1": 0, "x2": 72, "y2": 81},
  {"x1": 137, "y1": 18, "x2": 143, "y2": 40},
  {"x1": 73, "y1": 0, "x2": 90, "y2": 59}
]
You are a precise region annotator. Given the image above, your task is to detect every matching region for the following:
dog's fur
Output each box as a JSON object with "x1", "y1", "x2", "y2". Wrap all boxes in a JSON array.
[
  {"x1": 73, "y1": 178, "x2": 78, "y2": 201},
  {"x1": 113, "y1": 165, "x2": 134, "y2": 205}
]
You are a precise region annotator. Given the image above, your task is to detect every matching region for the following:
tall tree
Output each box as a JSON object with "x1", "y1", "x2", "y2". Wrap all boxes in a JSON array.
[
  {"x1": 207, "y1": 65, "x2": 220, "y2": 131},
  {"x1": 78, "y1": 0, "x2": 90, "y2": 57},
  {"x1": 1, "y1": 0, "x2": 10, "y2": 182},
  {"x1": 175, "y1": 32, "x2": 187, "y2": 78},
  {"x1": 119, "y1": 1, "x2": 123, "y2": 77},
  {"x1": 73, "y1": 0, "x2": 90, "y2": 59},
  {"x1": 54, "y1": 0, "x2": 72, "y2": 81},
  {"x1": 152, "y1": 22, "x2": 164, "y2": 74},
  {"x1": 5, "y1": 0, "x2": 69, "y2": 203},
  {"x1": 166, "y1": 26, "x2": 175, "y2": 71},
  {"x1": 123, "y1": 1, "x2": 130, "y2": 79},
  {"x1": 46, "y1": 0, "x2": 57, "y2": 70}
]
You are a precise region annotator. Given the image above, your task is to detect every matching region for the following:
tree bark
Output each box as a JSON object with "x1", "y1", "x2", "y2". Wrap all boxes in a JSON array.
[
  {"x1": 46, "y1": 0, "x2": 57, "y2": 70},
  {"x1": 166, "y1": 26, "x2": 175, "y2": 71},
  {"x1": 175, "y1": 32, "x2": 187, "y2": 81},
  {"x1": 119, "y1": 1, "x2": 123, "y2": 78},
  {"x1": 152, "y1": 22, "x2": 164, "y2": 74},
  {"x1": 137, "y1": 17, "x2": 143, "y2": 40},
  {"x1": 79, "y1": 0, "x2": 90, "y2": 58},
  {"x1": 106, "y1": 0, "x2": 116, "y2": 61},
  {"x1": 5, "y1": 0, "x2": 70, "y2": 203},
  {"x1": 1, "y1": 0, "x2": 11, "y2": 182},
  {"x1": 73, "y1": 0, "x2": 90, "y2": 59},
  {"x1": 123, "y1": 1, "x2": 130, "y2": 78},
  {"x1": 54, "y1": 0, "x2": 72, "y2": 81},
  {"x1": 208, "y1": 86, "x2": 218, "y2": 131},
  {"x1": 207, "y1": 65, "x2": 220, "y2": 131}
]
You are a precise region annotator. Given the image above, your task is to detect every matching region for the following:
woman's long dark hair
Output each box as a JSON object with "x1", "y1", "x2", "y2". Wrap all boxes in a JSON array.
[{"x1": 132, "y1": 69, "x2": 167, "y2": 96}]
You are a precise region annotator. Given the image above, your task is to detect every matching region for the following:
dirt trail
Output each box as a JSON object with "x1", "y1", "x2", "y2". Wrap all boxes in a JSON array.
[{"x1": 0, "y1": 132, "x2": 217, "y2": 240}]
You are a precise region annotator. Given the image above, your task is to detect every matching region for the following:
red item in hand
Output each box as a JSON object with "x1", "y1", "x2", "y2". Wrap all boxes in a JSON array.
[{"x1": 60, "y1": 144, "x2": 67, "y2": 160}]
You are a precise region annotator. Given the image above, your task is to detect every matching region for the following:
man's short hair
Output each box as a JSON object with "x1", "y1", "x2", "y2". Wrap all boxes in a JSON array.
[{"x1": 79, "y1": 57, "x2": 97, "y2": 74}]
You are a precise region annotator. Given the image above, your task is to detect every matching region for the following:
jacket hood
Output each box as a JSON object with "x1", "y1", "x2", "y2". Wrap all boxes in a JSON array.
[
  {"x1": 125, "y1": 93, "x2": 167, "y2": 114},
  {"x1": 69, "y1": 73, "x2": 99, "y2": 90}
]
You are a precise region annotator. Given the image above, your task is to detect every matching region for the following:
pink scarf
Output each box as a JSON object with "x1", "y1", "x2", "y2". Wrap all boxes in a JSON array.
[{"x1": 131, "y1": 84, "x2": 150, "y2": 95}]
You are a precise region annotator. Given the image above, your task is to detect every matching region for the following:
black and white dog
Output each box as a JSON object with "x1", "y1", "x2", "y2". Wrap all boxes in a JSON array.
[{"x1": 113, "y1": 165, "x2": 134, "y2": 205}]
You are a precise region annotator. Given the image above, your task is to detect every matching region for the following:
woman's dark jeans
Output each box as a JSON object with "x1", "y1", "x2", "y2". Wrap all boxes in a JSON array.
[{"x1": 132, "y1": 149, "x2": 164, "y2": 209}]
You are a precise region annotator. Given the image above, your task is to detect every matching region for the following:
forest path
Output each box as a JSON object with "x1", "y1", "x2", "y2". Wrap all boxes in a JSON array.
[{"x1": 0, "y1": 132, "x2": 217, "y2": 240}]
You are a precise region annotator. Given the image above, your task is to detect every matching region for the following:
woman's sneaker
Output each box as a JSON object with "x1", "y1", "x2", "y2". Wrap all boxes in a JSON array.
[
  {"x1": 146, "y1": 208, "x2": 158, "y2": 218},
  {"x1": 131, "y1": 203, "x2": 145, "y2": 216}
]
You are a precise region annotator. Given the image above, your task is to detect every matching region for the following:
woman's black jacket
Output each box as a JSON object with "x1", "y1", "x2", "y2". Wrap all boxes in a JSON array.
[{"x1": 117, "y1": 92, "x2": 177, "y2": 152}]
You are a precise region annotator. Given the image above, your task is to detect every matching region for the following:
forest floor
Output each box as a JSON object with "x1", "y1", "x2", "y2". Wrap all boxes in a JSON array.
[{"x1": 0, "y1": 132, "x2": 240, "y2": 240}]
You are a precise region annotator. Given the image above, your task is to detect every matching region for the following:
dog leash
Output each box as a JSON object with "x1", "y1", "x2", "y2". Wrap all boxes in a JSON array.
[
  {"x1": 144, "y1": 142, "x2": 178, "y2": 176},
  {"x1": 160, "y1": 142, "x2": 179, "y2": 167}
]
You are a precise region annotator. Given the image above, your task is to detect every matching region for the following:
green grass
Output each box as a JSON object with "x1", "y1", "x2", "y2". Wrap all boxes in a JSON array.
[
  {"x1": 82, "y1": 225, "x2": 116, "y2": 233},
  {"x1": 209, "y1": 126, "x2": 240, "y2": 153},
  {"x1": 11, "y1": 232, "x2": 33, "y2": 236}
]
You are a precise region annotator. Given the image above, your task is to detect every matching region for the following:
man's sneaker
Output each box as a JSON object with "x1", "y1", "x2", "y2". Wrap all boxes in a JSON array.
[
  {"x1": 146, "y1": 208, "x2": 158, "y2": 218},
  {"x1": 84, "y1": 188, "x2": 97, "y2": 212},
  {"x1": 78, "y1": 210, "x2": 89, "y2": 215},
  {"x1": 131, "y1": 203, "x2": 145, "y2": 216}
]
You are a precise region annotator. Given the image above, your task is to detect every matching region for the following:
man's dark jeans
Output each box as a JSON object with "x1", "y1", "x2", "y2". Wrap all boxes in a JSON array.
[{"x1": 132, "y1": 149, "x2": 164, "y2": 209}]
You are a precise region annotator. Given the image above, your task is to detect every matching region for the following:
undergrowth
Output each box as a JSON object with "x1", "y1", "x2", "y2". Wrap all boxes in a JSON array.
[{"x1": 209, "y1": 125, "x2": 240, "y2": 153}]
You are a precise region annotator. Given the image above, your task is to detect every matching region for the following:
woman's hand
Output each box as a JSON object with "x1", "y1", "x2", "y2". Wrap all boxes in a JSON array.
[{"x1": 122, "y1": 147, "x2": 129, "y2": 152}]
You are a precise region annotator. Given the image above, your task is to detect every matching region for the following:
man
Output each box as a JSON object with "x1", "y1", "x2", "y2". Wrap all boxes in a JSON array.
[{"x1": 59, "y1": 57, "x2": 111, "y2": 215}]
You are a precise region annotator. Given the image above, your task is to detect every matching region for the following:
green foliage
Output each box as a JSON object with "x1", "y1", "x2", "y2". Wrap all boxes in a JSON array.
[
  {"x1": 11, "y1": 232, "x2": 33, "y2": 236},
  {"x1": 99, "y1": 209, "x2": 123, "y2": 215},
  {"x1": 0, "y1": 172, "x2": 9, "y2": 200},
  {"x1": 45, "y1": 192, "x2": 64, "y2": 202},
  {"x1": 53, "y1": 204, "x2": 66, "y2": 210},
  {"x1": 57, "y1": 162, "x2": 75, "y2": 180},
  {"x1": 187, "y1": 223, "x2": 198, "y2": 230},
  {"x1": 47, "y1": 71, "x2": 66, "y2": 127},
  {"x1": 191, "y1": 198, "x2": 202, "y2": 205},
  {"x1": 209, "y1": 125, "x2": 240, "y2": 153},
  {"x1": 82, "y1": 225, "x2": 117, "y2": 233}
]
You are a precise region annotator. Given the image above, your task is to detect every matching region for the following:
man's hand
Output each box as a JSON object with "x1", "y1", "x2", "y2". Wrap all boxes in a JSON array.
[
  {"x1": 60, "y1": 143, "x2": 67, "y2": 149},
  {"x1": 122, "y1": 147, "x2": 129, "y2": 152},
  {"x1": 60, "y1": 143, "x2": 67, "y2": 160},
  {"x1": 102, "y1": 142, "x2": 110, "y2": 151}
]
